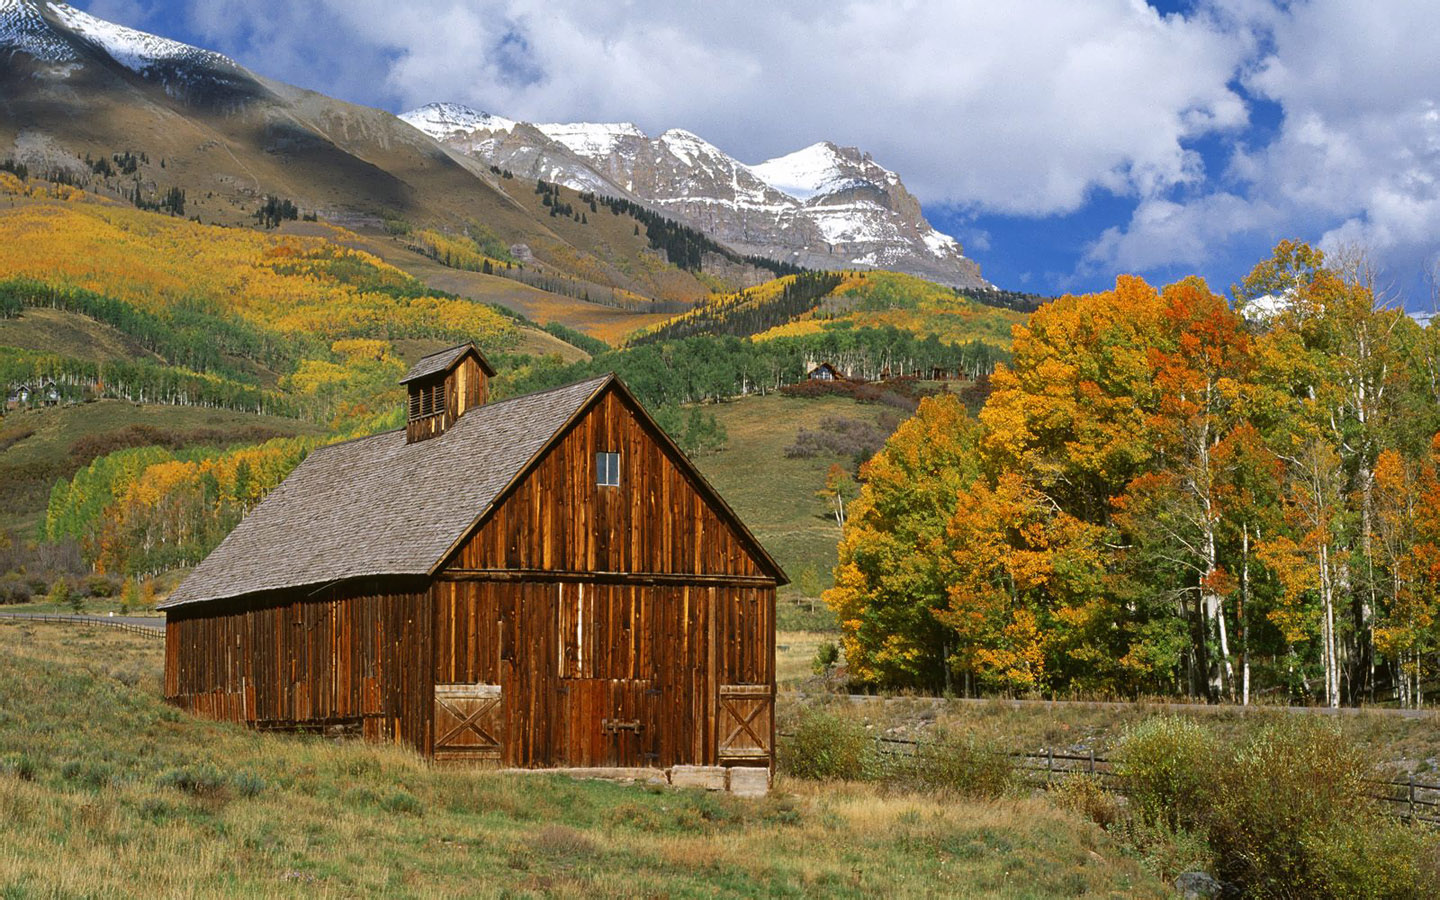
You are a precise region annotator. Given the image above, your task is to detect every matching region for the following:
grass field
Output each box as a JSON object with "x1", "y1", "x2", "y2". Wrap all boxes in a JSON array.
[{"x1": 0, "y1": 622, "x2": 1164, "y2": 898}]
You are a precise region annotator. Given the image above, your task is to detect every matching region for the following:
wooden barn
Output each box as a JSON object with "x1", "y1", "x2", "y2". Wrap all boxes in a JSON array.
[{"x1": 161, "y1": 343, "x2": 785, "y2": 772}]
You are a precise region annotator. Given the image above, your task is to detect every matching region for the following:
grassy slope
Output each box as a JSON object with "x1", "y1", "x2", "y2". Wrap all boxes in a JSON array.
[
  {"x1": 688, "y1": 393, "x2": 875, "y2": 606},
  {"x1": 755, "y1": 271, "x2": 1027, "y2": 346},
  {"x1": 0, "y1": 622, "x2": 1163, "y2": 898},
  {"x1": 331, "y1": 228, "x2": 671, "y2": 346},
  {"x1": 0, "y1": 307, "x2": 161, "y2": 366}
]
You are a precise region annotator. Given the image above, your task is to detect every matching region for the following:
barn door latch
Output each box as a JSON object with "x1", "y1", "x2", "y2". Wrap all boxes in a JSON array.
[{"x1": 602, "y1": 718, "x2": 643, "y2": 735}]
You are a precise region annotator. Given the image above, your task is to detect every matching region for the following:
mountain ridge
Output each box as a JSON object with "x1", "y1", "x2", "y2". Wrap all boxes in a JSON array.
[{"x1": 401, "y1": 102, "x2": 990, "y2": 290}]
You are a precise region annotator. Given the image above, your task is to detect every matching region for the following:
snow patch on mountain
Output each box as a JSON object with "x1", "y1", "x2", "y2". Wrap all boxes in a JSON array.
[
  {"x1": 400, "y1": 102, "x2": 514, "y2": 139},
  {"x1": 0, "y1": 0, "x2": 76, "y2": 63},
  {"x1": 750, "y1": 143, "x2": 862, "y2": 201},
  {"x1": 923, "y1": 228, "x2": 960, "y2": 256},
  {"x1": 535, "y1": 121, "x2": 645, "y2": 160},
  {"x1": 49, "y1": 2, "x2": 231, "y2": 74}
]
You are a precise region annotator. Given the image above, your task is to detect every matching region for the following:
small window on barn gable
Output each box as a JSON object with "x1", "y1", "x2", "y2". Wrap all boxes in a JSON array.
[{"x1": 596, "y1": 451, "x2": 620, "y2": 487}]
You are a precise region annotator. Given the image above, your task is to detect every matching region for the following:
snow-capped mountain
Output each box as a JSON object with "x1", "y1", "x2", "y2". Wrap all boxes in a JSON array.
[
  {"x1": 402, "y1": 103, "x2": 987, "y2": 289},
  {"x1": 2, "y1": 0, "x2": 262, "y2": 109}
]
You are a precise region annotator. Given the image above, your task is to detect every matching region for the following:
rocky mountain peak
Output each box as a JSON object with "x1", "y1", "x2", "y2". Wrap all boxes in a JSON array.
[{"x1": 404, "y1": 104, "x2": 988, "y2": 289}]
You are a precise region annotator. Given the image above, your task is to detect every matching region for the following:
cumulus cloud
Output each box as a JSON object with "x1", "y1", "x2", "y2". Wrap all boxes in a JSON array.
[
  {"x1": 1086, "y1": 0, "x2": 1440, "y2": 293},
  {"x1": 70, "y1": 1, "x2": 1440, "y2": 297},
  {"x1": 75, "y1": 0, "x2": 1252, "y2": 217}
]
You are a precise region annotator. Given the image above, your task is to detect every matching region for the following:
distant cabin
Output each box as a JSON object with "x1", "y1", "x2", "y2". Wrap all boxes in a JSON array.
[
  {"x1": 806, "y1": 363, "x2": 843, "y2": 382},
  {"x1": 162, "y1": 343, "x2": 785, "y2": 772}
]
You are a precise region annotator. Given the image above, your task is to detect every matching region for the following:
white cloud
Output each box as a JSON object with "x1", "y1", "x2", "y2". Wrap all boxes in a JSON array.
[
  {"x1": 76, "y1": 0, "x2": 1253, "y2": 218},
  {"x1": 1086, "y1": 0, "x2": 1440, "y2": 294},
  {"x1": 70, "y1": 1, "x2": 1440, "y2": 298}
]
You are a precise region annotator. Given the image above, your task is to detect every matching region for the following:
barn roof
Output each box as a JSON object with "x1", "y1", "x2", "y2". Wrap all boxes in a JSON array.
[
  {"x1": 400, "y1": 341, "x2": 496, "y2": 383},
  {"x1": 161, "y1": 375, "x2": 611, "y2": 609},
  {"x1": 162, "y1": 374, "x2": 786, "y2": 609}
]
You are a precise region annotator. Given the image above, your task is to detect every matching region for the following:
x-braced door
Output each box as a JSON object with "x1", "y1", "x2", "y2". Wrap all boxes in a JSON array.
[
  {"x1": 717, "y1": 684, "x2": 773, "y2": 764},
  {"x1": 433, "y1": 683, "x2": 503, "y2": 763}
]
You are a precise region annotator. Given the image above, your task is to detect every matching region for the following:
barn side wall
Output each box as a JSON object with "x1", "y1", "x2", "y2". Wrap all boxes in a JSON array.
[{"x1": 164, "y1": 578, "x2": 433, "y2": 750}]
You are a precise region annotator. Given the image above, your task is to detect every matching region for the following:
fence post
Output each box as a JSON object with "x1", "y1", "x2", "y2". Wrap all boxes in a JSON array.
[
  {"x1": 1088, "y1": 749, "x2": 1095, "y2": 776},
  {"x1": 1047, "y1": 748, "x2": 1054, "y2": 785},
  {"x1": 1410, "y1": 776, "x2": 1416, "y2": 819}
]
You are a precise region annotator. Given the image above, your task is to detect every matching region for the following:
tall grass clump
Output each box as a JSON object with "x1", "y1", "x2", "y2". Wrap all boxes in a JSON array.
[
  {"x1": 897, "y1": 730, "x2": 1016, "y2": 800},
  {"x1": 778, "y1": 708, "x2": 878, "y2": 781}
]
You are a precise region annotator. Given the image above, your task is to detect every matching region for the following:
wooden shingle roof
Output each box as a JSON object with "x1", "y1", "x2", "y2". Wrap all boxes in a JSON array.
[
  {"x1": 399, "y1": 341, "x2": 496, "y2": 383},
  {"x1": 161, "y1": 375, "x2": 611, "y2": 609}
]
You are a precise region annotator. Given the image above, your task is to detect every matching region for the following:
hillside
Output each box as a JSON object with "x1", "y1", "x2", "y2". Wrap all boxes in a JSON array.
[
  {"x1": 634, "y1": 270, "x2": 1025, "y2": 352},
  {"x1": 0, "y1": 0, "x2": 773, "y2": 324},
  {"x1": 0, "y1": 621, "x2": 1165, "y2": 897},
  {"x1": 755, "y1": 271, "x2": 1025, "y2": 347}
]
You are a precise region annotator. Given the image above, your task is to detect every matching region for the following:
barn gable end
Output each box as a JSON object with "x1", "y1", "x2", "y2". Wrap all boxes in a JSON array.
[{"x1": 442, "y1": 381, "x2": 782, "y2": 583}]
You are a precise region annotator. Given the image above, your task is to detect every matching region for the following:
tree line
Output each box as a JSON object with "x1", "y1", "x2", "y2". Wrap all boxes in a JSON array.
[
  {"x1": 631, "y1": 272, "x2": 846, "y2": 344},
  {"x1": 498, "y1": 326, "x2": 1008, "y2": 409}
]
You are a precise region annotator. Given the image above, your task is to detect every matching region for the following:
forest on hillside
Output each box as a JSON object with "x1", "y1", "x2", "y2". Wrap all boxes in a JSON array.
[{"x1": 830, "y1": 242, "x2": 1440, "y2": 708}]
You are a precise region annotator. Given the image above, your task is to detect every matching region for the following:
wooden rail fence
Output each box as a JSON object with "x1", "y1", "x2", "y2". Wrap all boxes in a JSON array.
[
  {"x1": 0, "y1": 612, "x2": 164, "y2": 639},
  {"x1": 801, "y1": 731, "x2": 1440, "y2": 827}
]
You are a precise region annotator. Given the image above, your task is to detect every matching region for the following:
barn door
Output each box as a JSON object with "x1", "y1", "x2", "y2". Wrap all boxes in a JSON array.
[
  {"x1": 718, "y1": 685, "x2": 773, "y2": 763},
  {"x1": 433, "y1": 683, "x2": 504, "y2": 762}
]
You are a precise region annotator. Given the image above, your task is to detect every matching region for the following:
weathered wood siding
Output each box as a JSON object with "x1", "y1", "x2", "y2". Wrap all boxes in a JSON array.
[
  {"x1": 450, "y1": 388, "x2": 765, "y2": 578},
  {"x1": 167, "y1": 380, "x2": 776, "y2": 768},
  {"x1": 430, "y1": 579, "x2": 774, "y2": 768},
  {"x1": 165, "y1": 579, "x2": 433, "y2": 748}
]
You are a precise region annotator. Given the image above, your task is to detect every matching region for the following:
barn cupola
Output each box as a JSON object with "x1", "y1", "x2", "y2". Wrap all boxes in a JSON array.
[{"x1": 401, "y1": 342, "x2": 496, "y2": 444}]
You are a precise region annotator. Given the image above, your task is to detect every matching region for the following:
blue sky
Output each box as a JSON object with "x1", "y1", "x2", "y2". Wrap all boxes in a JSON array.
[{"x1": 80, "y1": 1, "x2": 1440, "y2": 307}]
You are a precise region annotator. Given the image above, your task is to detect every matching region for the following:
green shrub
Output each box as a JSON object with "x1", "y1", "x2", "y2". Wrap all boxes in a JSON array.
[
  {"x1": 900, "y1": 730, "x2": 1015, "y2": 799},
  {"x1": 779, "y1": 708, "x2": 878, "y2": 781},
  {"x1": 1051, "y1": 774, "x2": 1121, "y2": 830},
  {"x1": 1114, "y1": 714, "x2": 1218, "y2": 830},
  {"x1": 232, "y1": 772, "x2": 266, "y2": 799},
  {"x1": 812, "y1": 641, "x2": 840, "y2": 675},
  {"x1": 1306, "y1": 811, "x2": 1440, "y2": 900},
  {"x1": 83, "y1": 575, "x2": 117, "y2": 598},
  {"x1": 0, "y1": 575, "x2": 31, "y2": 605},
  {"x1": 1208, "y1": 717, "x2": 1401, "y2": 896}
]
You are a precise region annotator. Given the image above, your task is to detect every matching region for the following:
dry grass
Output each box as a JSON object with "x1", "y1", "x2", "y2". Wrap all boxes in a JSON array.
[
  {"x1": 790, "y1": 693, "x2": 1440, "y2": 777},
  {"x1": 0, "y1": 622, "x2": 1164, "y2": 898}
]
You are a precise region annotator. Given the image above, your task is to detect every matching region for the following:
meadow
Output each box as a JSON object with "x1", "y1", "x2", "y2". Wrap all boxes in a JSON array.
[{"x1": 0, "y1": 621, "x2": 1163, "y2": 898}]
